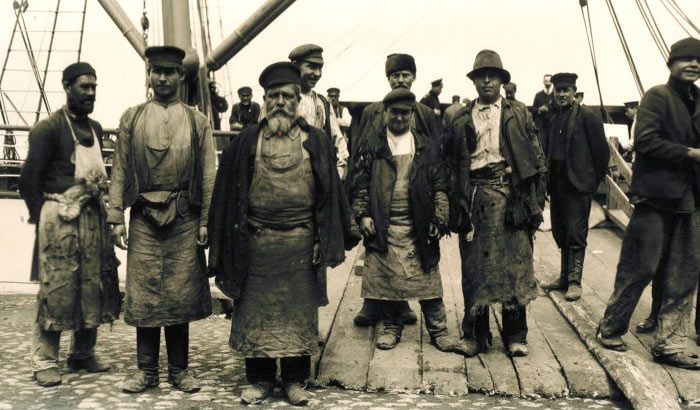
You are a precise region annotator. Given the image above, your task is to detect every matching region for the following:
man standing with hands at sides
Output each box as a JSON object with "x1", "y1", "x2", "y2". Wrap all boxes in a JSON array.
[
  {"x1": 288, "y1": 44, "x2": 349, "y2": 180},
  {"x1": 597, "y1": 38, "x2": 700, "y2": 369},
  {"x1": 350, "y1": 88, "x2": 470, "y2": 355},
  {"x1": 446, "y1": 50, "x2": 547, "y2": 358},
  {"x1": 109, "y1": 46, "x2": 216, "y2": 393},
  {"x1": 20, "y1": 62, "x2": 121, "y2": 387},
  {"x1": 532, "y1": 74, "x2": 554, "y2": 135},
  {"x1": 539, "y1": 72, "x2": 609, "y2": 302}
]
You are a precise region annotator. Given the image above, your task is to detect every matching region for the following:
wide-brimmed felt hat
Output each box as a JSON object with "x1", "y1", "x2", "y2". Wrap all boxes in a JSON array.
[{"x1": 467, "y1": 50, "x2": 511, "y2": 83}]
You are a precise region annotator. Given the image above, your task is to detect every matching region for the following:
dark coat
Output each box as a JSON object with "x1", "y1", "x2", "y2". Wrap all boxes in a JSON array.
[
  {"x1": 629, "y1": 80, "x2": 700, "y2": 200},
  {"x1": 208, "y1": 118, "x2": 360, "y2": 303},
  {"x1": 351, "y1": 128, "x2": 447, "y2": 271},
  {"x1": 543, "y1": 103, "x2": 610, "y2": 193},
  {"x1": 445, "y1": 98, "x2": 548, "y2": 234}
]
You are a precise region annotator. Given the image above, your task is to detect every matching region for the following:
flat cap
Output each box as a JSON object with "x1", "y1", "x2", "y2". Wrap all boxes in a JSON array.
[
  {"x1": 575, "y1": 91, "x2": 584, "y2": 98},
  {"x1": 551, "y1": 72, "x2": 578, "y2": 88},
  {"x1": 259, "y1": 61, "x2": 301, "y2": 89},
  {"x1": 668, "y1": 37, "x2": 700, "y2": 64},
  {"x1": 145, "y1": 45, "x2": 185, "y2": 68},
  {"x1": 431, "y1": 78, "x2": 443, "y2": 87},
  {"x1": 62, "y1": 62, "x2": 96, "y2": 83},
  {"x1": 327, "y1": 87, "x2": 340, "y2": 95},
  {"x1": 289, "y1": 44, "x2": 324, "y2": 64},
  {"x1": 385, "y1": 53, "x2": 416, "y2": 77},
  {"x1": 624, "y1": 101, "x2": 639, "y2": 109},
  {"x1": 383, "y1": 88, "x2": 415, "y2": 110},
  {"x1": 237, "y1": 86, "x2": 252, "y2": 95}
]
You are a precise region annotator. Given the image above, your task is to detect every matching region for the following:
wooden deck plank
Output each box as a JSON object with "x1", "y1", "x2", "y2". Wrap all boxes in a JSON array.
[
  {"x1": 484, "y1": 308, "x2": 521, "y2": 396},
  {"x1": 366, "y1": 301, "x2": 422, "y2": 392},
  {"x1": 530, "y1": 297, "x2": 619, "y2": 398},
  {"x1": 492, "y1": 305, "x2": 569, "y2": 398},
  {"x1": 536, "y1": 231, "x2": 682, "y2": 410},
  {"x1": 441, "y1": 237, "x2": 494, "y2": 394},
  {"x1": 312, "y1": 247, "x2": 358, "y2": 378},
  {"x1": 420, "y1": 244, "x2": 468, "y2": 396},
  {"x1": 316, "y1": 248, "x2": 375, "y2": 389}
]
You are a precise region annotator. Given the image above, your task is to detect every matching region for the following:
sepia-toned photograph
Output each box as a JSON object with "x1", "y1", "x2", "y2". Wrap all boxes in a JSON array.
[{"x1": 0, "y1": 0, "x2": 699, "y2": 408}]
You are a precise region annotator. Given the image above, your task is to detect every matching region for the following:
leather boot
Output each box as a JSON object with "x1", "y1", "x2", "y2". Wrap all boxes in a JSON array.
[
  {"x1": 400, "y1": 301, "x2": 418, "y2": 324},
  {"x1": 541, "y1": 249, "x2": 569, "y2": 291},
  {"x1": 165, "y1": 324, "x2": 199, "y2": 393},
  {"x1": 136, "y1": 327, "x2": 160, "y2": 379},
  {"x1": 565, "y1": 248, "x2": 584, "y2": 301},
  {"x1": 353, "y1": 299, "x2": 379, "y2": 326}
]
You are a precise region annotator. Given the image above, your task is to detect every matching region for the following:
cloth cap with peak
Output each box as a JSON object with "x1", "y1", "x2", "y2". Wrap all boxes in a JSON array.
[
  {"x1": 467, "y1": 50, "x2": 511, "y2": 83},
  {"x1": 145, "y1": 45, "x2": 185, "y2": 68},
  {"x1": 385, "y1": 53, "x2": 416, "y2": 77},
  {"x1": 431, "y1": 78, "x2": 443, "y2": 86},
  {"x1": 624, "y1": 101, "x2": 639, "y2": 109},
  {"x1": 383, "y1": 88, "x2": 415, "y2": 110},
  {"x1": 668, "y1": 37, "x2": 700, "y2": 64},
  {"x1": 237, "y1": 86, "x2": 252, "y2": 95},
  {"x1": 258, "y1": 61, "x2": 301, "y2": 89},
  {"x1": 62, "y1": 62, "x2": 96, "y2": 83},
  {"x1": 551, "y1": 72, "x2": 578, "y2": 89},
  {"x1": 327, "y1": 87, "x2": 340, "y2": 95},
  {"x1": 289, "y1": 44, "x2": 324, "y2": 64}
]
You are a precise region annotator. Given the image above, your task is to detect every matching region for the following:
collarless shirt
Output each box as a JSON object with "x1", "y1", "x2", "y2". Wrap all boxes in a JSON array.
[{"x1": 470, "y1": 97, "x2": 505, "y2": 170}]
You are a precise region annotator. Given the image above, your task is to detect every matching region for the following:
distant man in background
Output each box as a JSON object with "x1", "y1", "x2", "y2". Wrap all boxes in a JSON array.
[
  {"x1": 288, "y1": 44, "x2": 349, "y2": 180},
  {"x1": 574, "y1": 92, "x2": 584, "y2": 105},
  {"x1": 443, "y1": 94, "x2": 463, "y2": 128},
  {"x1": 504, "y1": 82, "x2": 518, "y2": 101},
  {"x1": 209, "y1": 81, "x2": 228, "y2": 131},
  {"x1": 229, "y1": 86, "x2": 261, "y2": 132},
  {"x1": 532, "y1": 74, "x2": 554, "y2": 135},
  {"x1": 351, "y1": 53, "x2": 440, "y2": 327},
  {"x1": 420, "y1": 78, "x2": 443, "y2": 119},
  {"x1": 327, "y1": 87, "x2": 352, "y2": 145},
  {"x1": 20, "y1": 62, "x2": 120, "y2": 387},
  {"x1": 597, "y1": 37, "x2": 700, "y2": 370},
  {"x1": 110, "y1": 46, "x2": 216, "y2": 393},
  {"x1": 539, "y1": 73, "x2": 609, "y2": 302}
]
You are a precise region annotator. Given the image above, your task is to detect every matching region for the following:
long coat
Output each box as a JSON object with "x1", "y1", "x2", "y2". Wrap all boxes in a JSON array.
[
  {"x1": 351, "y1": 128, "x2": 448, "y2": 271},
  {"x1": 208, "y1": 118, "x2": 360, "y2": 305},
  {"x1": 630, "y1": 80, "x2": 700, "y2": 200},
  {"x1": 542, "y1": 103, "x2": 610, "y2": 193}
]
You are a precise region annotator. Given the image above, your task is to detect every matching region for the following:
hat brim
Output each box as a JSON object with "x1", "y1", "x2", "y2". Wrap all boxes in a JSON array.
[
  {"x1": 466, "y1": 67, "x2": 511, "y2": 84},
  {"x1": 301, "y1": 56, "x2": 324, "y2": 64},
  {"x1": 385, "y1": 102, "x2": 415, "y2": 111}
]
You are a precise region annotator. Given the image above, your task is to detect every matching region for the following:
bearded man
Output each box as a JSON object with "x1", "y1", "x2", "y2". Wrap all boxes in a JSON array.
[
  {"x1": 208, "y1": 62, "x2": 359, "y2": 406},
  {"x1": 20, "y1": 62, "x2": 120, "y2": 387}
]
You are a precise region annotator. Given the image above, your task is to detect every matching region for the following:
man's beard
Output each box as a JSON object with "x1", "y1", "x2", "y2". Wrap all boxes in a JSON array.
[{"x1": 267, "y1": 110, "x2": 295, "y2": 134}]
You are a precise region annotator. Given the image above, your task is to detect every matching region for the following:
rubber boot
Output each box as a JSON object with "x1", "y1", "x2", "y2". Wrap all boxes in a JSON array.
[
  {"x1": 565, "y1": 247, "x2": 584, "y2": 301},
  {"x1": 541, "y1": 249, "x2": 569, "y2": 291}
]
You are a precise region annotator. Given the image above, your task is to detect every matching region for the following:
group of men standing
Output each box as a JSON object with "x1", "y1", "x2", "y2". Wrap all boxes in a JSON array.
[{"x1": 18, "y1": 35, "x2": 700, "y2": 407}]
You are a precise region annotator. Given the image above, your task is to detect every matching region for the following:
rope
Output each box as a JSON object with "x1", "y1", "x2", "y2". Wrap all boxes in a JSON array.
[
  {"x1": 667, "y1": 0, "x2": 700, "y2": 36},
  {"x1": 635, "y1": 0, "x2": 668, "y2": 61},
  {"x1": 659, "y1": 0, "x2": 692, "y2": 36},
  {"x1": 578, "y1": 1, "x2": 607, "y2": 119},
  {"x1": 214, "y1": 0, "x2": 233, "y2": 104},
  {"x1": 604, "y1": 0, "x2": 645, "y2": 97}
]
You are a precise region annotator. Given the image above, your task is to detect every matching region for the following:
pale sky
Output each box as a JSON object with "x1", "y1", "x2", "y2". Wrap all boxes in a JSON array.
[{"x1": 1, "y1": 0, "x2": 699, "y2": 128}]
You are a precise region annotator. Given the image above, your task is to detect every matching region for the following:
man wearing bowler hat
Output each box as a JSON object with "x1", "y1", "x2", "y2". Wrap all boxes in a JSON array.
[
  {"x1": 539, "y1": 72, "x2": 609, "y2": 302},
  {"x1": 208, "y1": 61, "x2": 358, "y2": 406},
  {"x1": 350, "y1": 53, "x2": 439, "y2": 328},
  {"x1": 288, "y1": 44, "x2": 349, "y2": 180},
  {"x1": 20, "y1": 61, "x2": 120, "y2": 387},
  {"x1": 109, "y1": 45, "x2": 216, "y2": 393},
  {"x1": 598, "y1": 37, "x2": 700, "y2": 369},
  {"x1": 446, "y1": 49, "x2": 547, "y2": 357}
]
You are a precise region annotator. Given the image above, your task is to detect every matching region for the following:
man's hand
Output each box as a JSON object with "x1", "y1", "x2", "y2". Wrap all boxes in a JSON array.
[
  {"x1": 197, "y1": 226, "x2": 208, "y2": 247},
  {"x1": 312, "y1": 242, "x2": 321, "y2": 265},
  {"x1": 537, "y1": 105, "x2": 549, "y2": 114},
  {"x1": 359, "y1": 217, "x2": 376, "y2": 238},
  {"x1": 688, "y1": 148, "x2": 700, "y2": 162},
  {"x1": 111, "y1": 224, "x2": 128, "y2": 250}
]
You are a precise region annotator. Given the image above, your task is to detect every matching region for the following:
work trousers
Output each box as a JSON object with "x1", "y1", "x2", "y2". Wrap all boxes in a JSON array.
[
  {"x1": 31, "y1": 325, "x2": 97, "y2": 372},
  {"x1": 245, "y1": 356, "x2": 310, "y2": 384},
  {"x1": 599, "y1": 204, "x2": 700, "y2": 355},
  {"x1": 549, "y1": 161, "x2": 593, "y2": 250},
  {"x1": 462, "y1": 303, "x2": 528, "y2": 346},
  {"x1": 135, "y1": 323, "x2": 189, "y2": 376},
  {"x1": 380, "y1": 298, "x2": 448, "y2": 340}
]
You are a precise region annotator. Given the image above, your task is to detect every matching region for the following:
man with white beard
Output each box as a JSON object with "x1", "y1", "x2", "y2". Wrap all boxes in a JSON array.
[{"x1": 208, "y1": 61, "x2": 359, "y2": 406}]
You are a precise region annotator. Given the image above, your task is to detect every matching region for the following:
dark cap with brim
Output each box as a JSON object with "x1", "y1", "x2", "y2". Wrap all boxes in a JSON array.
[
  {"x1": 327, "y1": 87, "x2": 340, "y2": 95},
  {"x1": 467, "y1": 50, "x2": 511, "y2": 84},
  {"x1": 259, "y1": 61, "x2": 301, "y2": 89},
  {"x1": 383, "y1": 88, "x2": 415, "y2": 110},
  {"x1": 145, "y1": 45, "x2": 185, "y2": 68},
  {"x1": 289, "y1": 44, "x2": 324, "y2": 64},
  {"x1": 62, "y1": 62, "x2": 96, "y2": 83},
  {"x1": 238, "y1": 86, "x2": 252, "y2": 95},
  {"x1": 431, "y1": 78, "x2": 443, "y2": 86},
  {"x1": 551, "y1": 72, "x2": 578, "y2": 89},
  {"x1": 575, "y1": 92, "x2": 584, "y2": 98},
  {"x1": 624, "y1": 101, "x2": 639, "y2": 109},
  {"x1": 668, "y1": 37, "x2": 700, "y2": 64}
]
